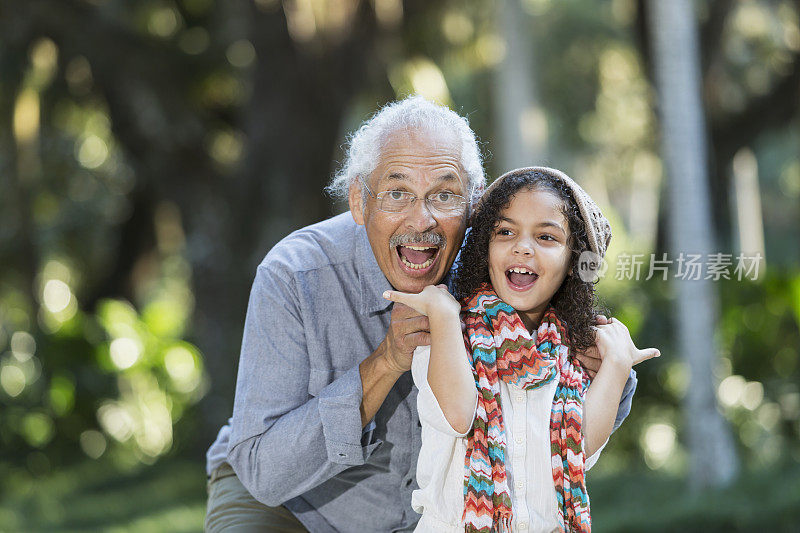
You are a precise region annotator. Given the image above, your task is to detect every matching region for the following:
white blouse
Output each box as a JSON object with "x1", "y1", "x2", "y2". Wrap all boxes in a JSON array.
[{"x1": 411, "y1": 345, "x2": 606, "y2": 533}]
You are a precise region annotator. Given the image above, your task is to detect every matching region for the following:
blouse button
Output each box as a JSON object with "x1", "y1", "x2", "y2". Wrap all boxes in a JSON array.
[
  {"x1": 515, "y1": 394, "x2": 524, "y2": 403},
  {"x1": 519, "y1": 522, "x2": 528, "y2": 529},
  {"x1": 515, "y1": 436, "x2": 523, "y2": 444},
  {"x1": 515, "y1": 480, "x2": 524, "y2": 489}
]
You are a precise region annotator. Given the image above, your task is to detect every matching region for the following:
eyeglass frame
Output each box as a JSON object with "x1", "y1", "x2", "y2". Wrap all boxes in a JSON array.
[{"x1": 357, "y1": 174, "x2": 468, "y2": 216}]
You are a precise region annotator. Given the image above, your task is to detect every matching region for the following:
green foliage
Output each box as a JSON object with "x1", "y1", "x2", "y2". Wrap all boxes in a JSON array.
[
  {"x1": 0, "y1": 258, "x2": 207, "y2": 470},
  {"x1": 594, "y1": 267, "x2": 800, "y2": 476}
]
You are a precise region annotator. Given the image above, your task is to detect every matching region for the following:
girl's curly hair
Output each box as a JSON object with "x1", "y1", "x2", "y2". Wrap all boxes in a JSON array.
[{"x1": 453, "y1": 170, "x2": 605, "y2": 352}]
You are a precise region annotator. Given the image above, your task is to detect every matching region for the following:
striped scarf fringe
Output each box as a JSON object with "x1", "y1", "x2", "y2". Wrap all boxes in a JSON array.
[{"x1": 461, "y1": 284, "x2": 592, "y2": 533}]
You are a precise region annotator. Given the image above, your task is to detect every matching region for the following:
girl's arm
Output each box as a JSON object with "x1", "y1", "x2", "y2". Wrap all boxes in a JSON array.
[
  {"x1": 582, "y1": 319, "x2": 660, "y2": 456},
  {"x1": 384, "y1": 285, "x2": 478, "y2": 434}
]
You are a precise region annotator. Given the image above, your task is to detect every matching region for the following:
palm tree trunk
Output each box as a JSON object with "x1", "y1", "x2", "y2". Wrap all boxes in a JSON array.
[
  {"x1": 493, "y1": 0, "x2": 546, "y2": 170},
  {"x1": 646, "y1": 0, "x2": 739, "y2": 488}
]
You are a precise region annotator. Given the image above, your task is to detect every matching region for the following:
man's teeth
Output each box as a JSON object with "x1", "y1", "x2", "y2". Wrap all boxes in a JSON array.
[
  {"x1": 400, "y1": 255, "x2": 435, "y2": 269},
  {"x1": 508, "y1": 267, "x2": 535, "y2": 275},
  {"x1": 405, "y1": 245, "x2": 435, "y2": 251}
]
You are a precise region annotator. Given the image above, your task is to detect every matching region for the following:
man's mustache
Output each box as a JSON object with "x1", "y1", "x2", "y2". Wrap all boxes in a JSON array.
[{"x1": 389, "y1": 232, "x2": 447, "y2": 248}]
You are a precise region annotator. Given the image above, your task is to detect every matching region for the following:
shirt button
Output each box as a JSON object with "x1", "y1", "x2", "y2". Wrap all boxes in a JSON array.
[
  {"x1": 515, "y1": 394, "x2": 524, "y2": 403},
  {"x1": 515, "y1": 480, "x2": 524, "y2": 489},
  {"x1": 519, "y1": 522, "x2": 528, "y2": 529},
  {"x1": 515, "y1": 436, "x2": 523, "y2": 444}
]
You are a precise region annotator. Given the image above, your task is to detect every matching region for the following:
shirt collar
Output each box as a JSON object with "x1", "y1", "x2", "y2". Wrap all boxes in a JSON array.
[{"x1": 355, "y1": 224, "x2": 394, "y2": 315}]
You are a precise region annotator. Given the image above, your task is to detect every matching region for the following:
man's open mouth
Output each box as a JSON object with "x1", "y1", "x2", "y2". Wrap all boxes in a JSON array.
[
  {"x1": 506, "y1": 266, "x2": 539, "y2": 289},
  {"x1": 396, "y1": 245, "x2": 440, "y2": 270}
]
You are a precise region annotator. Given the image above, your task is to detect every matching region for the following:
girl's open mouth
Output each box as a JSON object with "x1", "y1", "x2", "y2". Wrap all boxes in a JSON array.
[{"x1": 506, "y1": 266, "x2": 539, "y2": 290}]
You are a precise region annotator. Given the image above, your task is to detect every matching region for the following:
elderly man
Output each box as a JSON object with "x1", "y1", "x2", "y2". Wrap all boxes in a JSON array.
[{"x1": 204, "y1": 96, "x2": 639, "y2": 532}]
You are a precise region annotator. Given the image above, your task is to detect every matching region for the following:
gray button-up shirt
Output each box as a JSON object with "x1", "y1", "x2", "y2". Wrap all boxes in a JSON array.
[{"x1": 215, "y1": 212, "x2": 637, "y2": 532}]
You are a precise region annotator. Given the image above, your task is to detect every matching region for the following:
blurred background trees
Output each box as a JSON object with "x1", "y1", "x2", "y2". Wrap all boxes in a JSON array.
[{"x1": 1, "y1": 0, "x2": 799, "y2": 529}]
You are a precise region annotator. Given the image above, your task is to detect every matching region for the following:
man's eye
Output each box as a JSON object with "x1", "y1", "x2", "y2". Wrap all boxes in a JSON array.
[
  {"x1": 436, "y1": 192, "x2": 453, "y2": 202},
  {"x1": 388, "y1": 191, "x2": 405, "y2": 201}
]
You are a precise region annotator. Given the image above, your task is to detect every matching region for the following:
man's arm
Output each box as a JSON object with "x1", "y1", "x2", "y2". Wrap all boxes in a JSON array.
[
  {"x1": 582, "y1": 319, "x2": 659, "y2": 455},
  {"x1": 383, "y1": 285, "x2": 477, "y2": 434},
  {"x1": 357, "y1": 303, "x2": 431, "y2": 426},
  {"x1": 227, "y1": 265, "x2": 428, "y2": 507},
  {"x1": 575, "y1": 315, "x2": 655, "y2": 432}
]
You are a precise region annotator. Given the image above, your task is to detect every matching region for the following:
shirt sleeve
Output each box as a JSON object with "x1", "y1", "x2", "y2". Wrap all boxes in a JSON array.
[
  {"x1": 612, "y1": 369, "x2": 638, "y2": 432},
  {"x1": 227, "y1": 263, "x2": 380, "y2": 507},
  {"x1": 584, "y1": 435, "x2": 608, "y2": 471},
  {"x1": 411, "y1": 345, "x2": 478, "y2": 438}
]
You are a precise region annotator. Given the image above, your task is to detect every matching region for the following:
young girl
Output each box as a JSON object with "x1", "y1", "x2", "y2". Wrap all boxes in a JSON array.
[{"x1": 384, "y1": 167, "x2": 658, "y2": 533}]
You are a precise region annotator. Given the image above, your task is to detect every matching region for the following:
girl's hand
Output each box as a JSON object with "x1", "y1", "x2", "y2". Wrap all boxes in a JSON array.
[
  {"x1": 383, "y1": 284, "x2": 460, "y2": 319},
  {"x1": 591, "y1": 316, "x2": 660, "y2": 374}
]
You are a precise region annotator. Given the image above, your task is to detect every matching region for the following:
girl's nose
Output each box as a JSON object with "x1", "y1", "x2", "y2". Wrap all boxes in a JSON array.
[{"x1": 512, "y1": 239, "x2": 534, "y2": 255}]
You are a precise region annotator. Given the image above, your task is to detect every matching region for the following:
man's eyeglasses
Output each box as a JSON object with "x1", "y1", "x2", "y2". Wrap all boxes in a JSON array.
[{"x1": 358, "y1": 175, "x2": 468, "y2": 216}]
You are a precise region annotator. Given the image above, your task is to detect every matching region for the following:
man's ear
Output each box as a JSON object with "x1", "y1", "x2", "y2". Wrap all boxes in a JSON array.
[
  {"x1": 462, "y1": 188, "x2": 480, "y2": 226},
  {"x1": 468, "y1": 183, "x2": 484, "y2": 215},
  {"x1": 349, "y1": 179, "x2": 365, "y2": 226}
]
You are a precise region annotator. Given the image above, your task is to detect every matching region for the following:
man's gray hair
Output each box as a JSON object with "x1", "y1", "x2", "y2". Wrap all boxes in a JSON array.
[{"x1": 327, "y1": 95, "x2": 485, "y2": 205}]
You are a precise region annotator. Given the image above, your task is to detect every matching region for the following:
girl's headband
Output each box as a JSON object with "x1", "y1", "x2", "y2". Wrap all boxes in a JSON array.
[{"x1": 481, "y1": 166, "x2": 612, "y2": 259}]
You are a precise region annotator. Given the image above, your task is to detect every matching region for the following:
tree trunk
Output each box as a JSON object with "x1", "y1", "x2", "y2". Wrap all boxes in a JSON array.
[
  {"x1": 493, "y1": 0, "x2": 546, "y2": 170},
  {"x1": 646, "y1": 0, "x2": 738, "y2": 488}
]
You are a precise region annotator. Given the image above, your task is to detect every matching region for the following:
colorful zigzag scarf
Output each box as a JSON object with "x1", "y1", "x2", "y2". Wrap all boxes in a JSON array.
[{"x1": 462, "y1": 284, "x2": 591, "y2": 533}]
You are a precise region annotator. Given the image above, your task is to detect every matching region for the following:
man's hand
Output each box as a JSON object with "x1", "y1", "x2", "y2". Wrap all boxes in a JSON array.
[
  {"x1": 575, "y1": 315, "x2": 660, "y2": 378},
  {"x1": 380, "y1": 302, "x2": 431, "y2": 374}
]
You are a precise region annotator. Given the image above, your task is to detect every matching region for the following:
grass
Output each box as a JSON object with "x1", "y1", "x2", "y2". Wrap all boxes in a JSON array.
[
  {"x1": 0, "y1": 457, "x2": 206, "y2": 532},
  {"x1": 1, "y1": 456, "x2": 798, "y2": 532},
  {"x1": 589, "y1": 460, "x2": 800, "y2": 532}
]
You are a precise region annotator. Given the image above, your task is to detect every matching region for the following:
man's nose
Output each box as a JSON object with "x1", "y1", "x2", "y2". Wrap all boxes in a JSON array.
[{"x1": 404, "y1": 198, "x2": 437, "y2": 232}]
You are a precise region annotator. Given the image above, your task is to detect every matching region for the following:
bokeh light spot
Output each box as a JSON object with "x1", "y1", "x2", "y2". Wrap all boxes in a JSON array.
[
  {"x1": 77, "y1": 135, "x2": 109, "y2": 169},
  {"x1": 1, "y1": 364, "x2": 26, "y2": 397},
  {"x1": 43, "y1": 279, "x2": 72, "y2": 313},
  {"x1": 226, "y1": 40, "x2": 256, "y2": 68},
  {"x1": 109, "y1": 337, "x2": 141, "y2": 370},
  {"x1": 741, "y1": 381, "x2": 764, "y2": 411},
  {"x1": 98, "y1": 402, "x2": 135, "y2": 442},
  {"x1": 11, "y1": 331, "x2": 36, "y2": 361},
  {"x1": 148, "y1": 7, "x2": 180, "y2": 38},
  {"x1": 21, "y1": 412, "x2": 55, "y2": 448},
  {"x1": 80, "y1": 430, "x2": 108, "y2": 459},
  {"x1": 13, "y1": 88, "x2": 40, "y2": 144},
  {"x1": 641, "y1": 423, "x2": 676, "y2": 470},
  {"x1": 718, "y1": 375, "x2": 746, "y2": 408}
]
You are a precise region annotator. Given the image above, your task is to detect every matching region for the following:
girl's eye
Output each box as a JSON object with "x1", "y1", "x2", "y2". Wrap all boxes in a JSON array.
[
  {"x1": 539, "y1": 234, "x2": 555, "y2": 241},
  {"x1": 496, "y1": 228, "x2": 513, "y2": 236}
]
